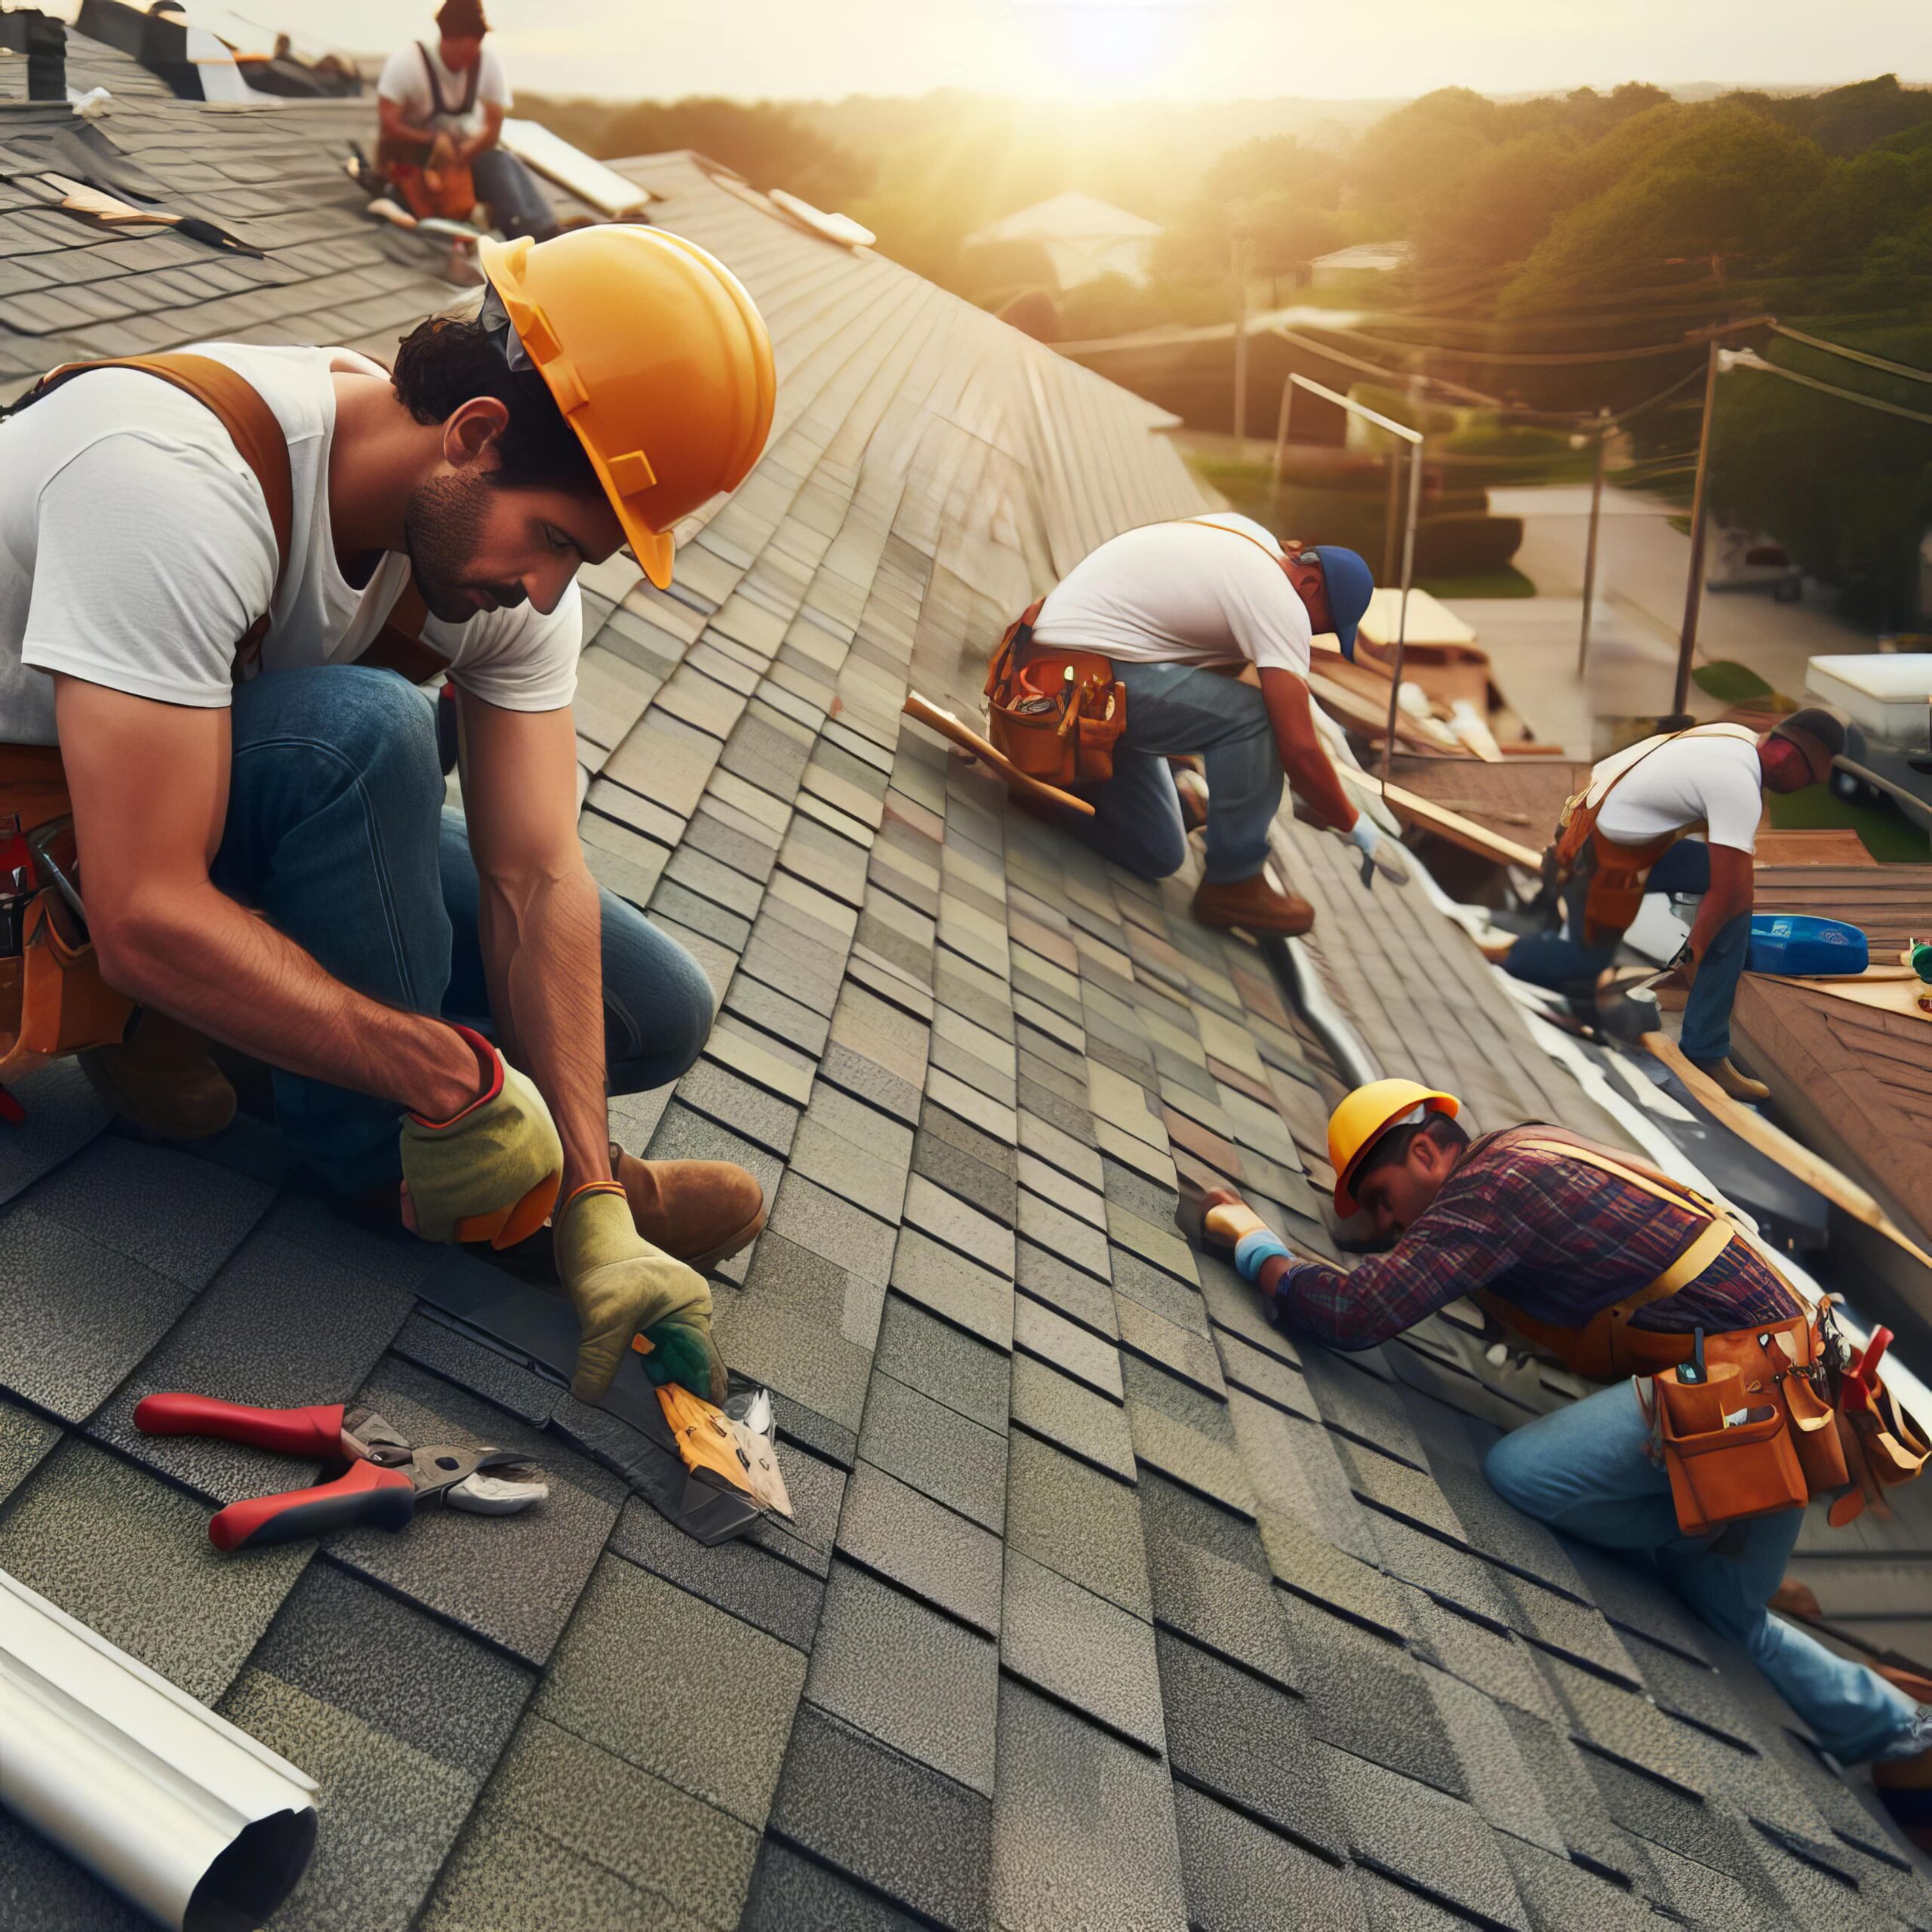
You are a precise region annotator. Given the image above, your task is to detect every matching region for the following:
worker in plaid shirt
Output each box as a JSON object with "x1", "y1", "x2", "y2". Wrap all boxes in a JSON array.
[{"x1": 1183, "y1": 1080, "x2": 1932, "y2": 1838}]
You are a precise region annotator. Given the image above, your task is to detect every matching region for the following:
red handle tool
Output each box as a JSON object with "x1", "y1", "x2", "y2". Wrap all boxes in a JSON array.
[
  {"x1": 208, "y1": 1459, "x2": 417, "y2": 1552},
  {"x1": 134, "y1": 1392, "x2": 419, "y2": 1552},
  {"x1": 1844, "y1": 1327, "x2": 1893, "y2": 1410},
  {"x1": 134, "y1": 1392, "x2": 348, "y2": 1457}
]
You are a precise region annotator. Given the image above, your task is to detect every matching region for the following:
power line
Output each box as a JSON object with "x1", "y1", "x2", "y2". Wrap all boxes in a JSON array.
[
  {"x1": 1265, "y1": 322, "x2": 1500, "y2": 408},
  {"x1": 1723, "y1": 348, "x2": 1932, "y2": 428},
  {"x1": 1294, "y1": 314, "x2": 1769, "y2": 369},
  {"x1": 1767, "y1": 322, "x2": 1932, "y2": 388}
]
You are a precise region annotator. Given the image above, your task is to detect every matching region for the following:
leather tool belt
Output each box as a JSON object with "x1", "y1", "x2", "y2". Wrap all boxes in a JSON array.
[
  {"x1": 983, "y1": 599, "x2": 1126, "y2": 789},
  {"x1": 1471, "y1": 1126, "x2": 1924, "y2": 1534},
  {"x1": 0, "y1": 353, "x2": 450, "y2": 1090}
]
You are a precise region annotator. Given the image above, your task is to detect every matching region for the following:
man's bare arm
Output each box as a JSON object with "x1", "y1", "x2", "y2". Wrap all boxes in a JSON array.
[
  {"x1": 456, "y1": 690, "x2": 614, "y2": 1196},
  {"x1": 1683, "y1": 841, "x2": 1754, "y2": 973},
  {"x1": 1260, "y1": 666, "x2": 1357, "y2": 832},
  {"x1": 377, "y1": 94, "x2": 441, "y2": 151},
  {"x1": 57, "y1": 677, "x2": 478, "y2": 1118},
  {"x1": 458, "y1": 102, "x2": 506, "y2": 163}
]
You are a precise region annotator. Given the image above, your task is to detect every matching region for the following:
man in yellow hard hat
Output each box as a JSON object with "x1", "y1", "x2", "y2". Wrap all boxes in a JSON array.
[
  {"x1": 1180, "y1": 1078, "x2": 1932, "y2": 1804},
  {"x1": 0, "y1": 226, "x2": 777, "y2": 1406}
]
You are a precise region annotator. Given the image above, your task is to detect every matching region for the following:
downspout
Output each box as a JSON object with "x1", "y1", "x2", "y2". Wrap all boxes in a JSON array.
[{"x1": 0, "y1": 1567, "x2": 318, "y2": 1931}]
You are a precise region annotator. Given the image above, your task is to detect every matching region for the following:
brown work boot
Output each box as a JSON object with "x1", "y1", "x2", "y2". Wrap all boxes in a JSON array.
[
  {"x1": 611, "y1": 1142, "x2": 765, "y2": 1271},
  {"x1": 1692, "y1": 1057, "x2": 1770, "y2": 1105},
  {"x1": 78, "y1": 1009, "x2": 235, "y2": 1140},
  {"x1": 1192, "y1": 872, "x2": 1315, "y2": 938}
]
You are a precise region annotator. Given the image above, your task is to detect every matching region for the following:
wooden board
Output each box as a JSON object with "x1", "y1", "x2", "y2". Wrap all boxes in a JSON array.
[
  {"x1": 1389, "y1": 755, "x2": 1584, "y2": 851},
  {"x1": 1754, "y1": 829, "x2": 1877, "y2": 867}
]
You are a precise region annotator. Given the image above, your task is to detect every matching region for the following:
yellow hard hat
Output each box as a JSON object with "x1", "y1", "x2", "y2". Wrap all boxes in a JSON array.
[
  {"x1": 1327, "y1": 1078, "x2": 1460, "y2": 1216},
  {"x1": 478, "y1": 226, "x2": 777, "y2": 589}
]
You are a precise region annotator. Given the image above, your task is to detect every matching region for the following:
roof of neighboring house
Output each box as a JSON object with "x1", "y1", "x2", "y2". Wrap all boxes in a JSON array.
[
  {"x1": 2, "y1": 32, "x2": 1930, "y2": 1932},
  {"x1": 1312, "y1": 240, "x2": 1414, "y2": 273},
  {"x1": 967, "y1": 189, "x2": 1163, "y2": 248}
]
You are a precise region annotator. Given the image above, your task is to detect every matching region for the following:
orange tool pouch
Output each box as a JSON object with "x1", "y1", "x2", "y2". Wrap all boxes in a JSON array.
[
  {"x1": 1470, "y1": 1128, "x2": 1854, "y2": 1534},
  {"x1": 1828, "y1": 1327, "x2": 1930, "y2": 1527},
  {"x1": 0, "y1": 354, "x2": 447, "y2": 1091},
  {"x1": 983, "y1": 599, "x2": 1128, "y2": 789}
]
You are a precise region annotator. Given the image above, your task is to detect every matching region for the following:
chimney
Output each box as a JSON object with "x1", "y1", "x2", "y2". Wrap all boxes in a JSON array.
[{"x1": 24, "y1": 11, "x2": 68, "y2": 102}]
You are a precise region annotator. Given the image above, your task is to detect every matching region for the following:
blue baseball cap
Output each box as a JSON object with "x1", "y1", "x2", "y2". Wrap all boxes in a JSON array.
[{"x1": 1303, "y1": 546, "x2": 1375, "y2": 662}]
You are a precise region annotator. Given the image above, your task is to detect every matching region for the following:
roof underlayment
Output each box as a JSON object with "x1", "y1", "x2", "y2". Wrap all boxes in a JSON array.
[{"x1": 2, "y1": 35, "x2": 1930, "y2": 1931}]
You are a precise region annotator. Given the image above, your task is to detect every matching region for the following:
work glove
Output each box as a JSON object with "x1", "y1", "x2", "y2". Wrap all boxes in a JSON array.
[
  {"x1": 554, "y1": 1182, "x2": 725, "y2": 1405},
  {"x1": 1347, "y1": 811, "x2": 1411, "y2": 888},
  {"x1": 398, "y1": 1025, "x2": 563, "y2": 1248}
]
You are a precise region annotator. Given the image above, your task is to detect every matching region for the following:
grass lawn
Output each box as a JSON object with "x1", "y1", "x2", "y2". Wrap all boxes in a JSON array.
[
  {"x1": 1414, "y1": 567, "x2": 1537, "y2": 600},
  {"x1": 1765, "y1": 784, "x2": 1928, "y2": 863}
]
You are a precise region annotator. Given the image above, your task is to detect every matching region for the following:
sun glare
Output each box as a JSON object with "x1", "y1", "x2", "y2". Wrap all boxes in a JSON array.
[{"x1": 1022, "y1": 0, "x2": 1204, "y2": 99}]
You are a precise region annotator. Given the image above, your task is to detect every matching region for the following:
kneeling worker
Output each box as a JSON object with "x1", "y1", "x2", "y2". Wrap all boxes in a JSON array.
[
  {"x1": 1185, "y1": 1079, "x2": 1930, "y2": 1830},
  {"x1": 0, "y1": 227, "x2": 777, "y2": 1405},
  {"x1": 1026, "y1": 512, "x2": 1380, "y2": 936},
  {"x1": 1500, "y1": 712, "x2": 1843, "y2": 1103}
]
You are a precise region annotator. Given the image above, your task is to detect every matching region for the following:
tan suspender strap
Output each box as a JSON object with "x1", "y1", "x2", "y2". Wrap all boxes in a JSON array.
[
  {"x1": 1512, "y1": 1135, "x2": 1718, "y2": 1218},
  {"x1": 1646, "y1": 1220, "x2": 1737, "y2": 1298}
]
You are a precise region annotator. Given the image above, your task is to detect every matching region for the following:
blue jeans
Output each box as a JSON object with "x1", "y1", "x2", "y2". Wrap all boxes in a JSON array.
[
  {"x1": 1484, "y1": 1381, "x2": 1918, "y2": 1763},
  {"x1": 1504, "y1": 839, "x2": 1749, "y2": 1063},
  {"x1": 1078, "y1": 662, "x2": 1281, "y2": 885},
  {"x1": 472, "y1": 146, "x2": 556, "y2": 240},
  {"x1": 211, "y1": 666, "x2": 714, "y2": 1195}
]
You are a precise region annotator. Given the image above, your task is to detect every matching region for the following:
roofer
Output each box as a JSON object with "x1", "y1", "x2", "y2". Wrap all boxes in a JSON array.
[
  {"x1": 0, "y1": 225, "x2": 777, "y2": 1408},
  {"x1": 1018, "y1": 512, "x2": 1379, "y2": 936},
  {"x1": 1182, "y1": 1080, "x2": 1932, "y2": 1836},
  {"x1": 1497, "y1": 712, "x2": 1844, "y2": 1103},
  {"x1": 377, "y1": 0, "x2": 556, "y2": 240}
]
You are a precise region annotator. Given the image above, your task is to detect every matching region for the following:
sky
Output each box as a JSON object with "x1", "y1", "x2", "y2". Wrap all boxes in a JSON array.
[{"x1": 134, "y1": 0, "x2": 1927, "y2": 103}]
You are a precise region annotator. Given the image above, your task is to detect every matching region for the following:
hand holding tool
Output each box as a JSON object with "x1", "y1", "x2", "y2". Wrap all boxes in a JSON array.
[
  {"x1": 398, "y1": 1026, "x2": 563, "y2": 1248},
  {"x1": 556, "y1": 1182, "x2": 724, "y2": 1404},
  {"x1": 134, "y1": 1394, "x2": 544, "y2": 1552}
]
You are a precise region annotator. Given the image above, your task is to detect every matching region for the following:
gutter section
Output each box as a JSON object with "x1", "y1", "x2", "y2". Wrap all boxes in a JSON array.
[{"x1": 0, "y1": 1567, "x2": 317, "y2": 1930}]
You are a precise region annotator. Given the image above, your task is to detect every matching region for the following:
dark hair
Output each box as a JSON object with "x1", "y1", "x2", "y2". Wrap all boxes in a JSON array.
[
  {"x1": 436, "y1": 0, "x2": 489, "y2": 36},
  {"x1": 1356, "y1": 1112, "x2": 1469, "y2": 1191},
  {"x1": 390, "y1": 301, "x2": 600, "y2": 497}
]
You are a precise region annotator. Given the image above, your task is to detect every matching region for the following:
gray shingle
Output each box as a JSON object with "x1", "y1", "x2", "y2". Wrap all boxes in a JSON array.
[
  {"x1": 1010, "y1": 1351, "x2": 1135, "y2": 1481},
  {"x1": 857, "y1": 1367, "x2": 1005, "y2": 1532},
  {"x1": 890, "y1": 1227, "x2": 1012, "y2": 1350},
  {"x1": 991, "y1": 1679, "x2": 1189, "y2": 1932},
  {"x1": 0, "y1": 1435, "x2": 309, "y2": 1706},
  {"x1": 537, "y1": 1554, "x2": 807, "y2": 1829},
  {"x1": 1172, "y1": 1784, "x2": 1371, "y2": 1932},
  {"x1": 1001, "y1": 1547, "x2": 1166, "y2": 1752},
  {"x1": 1006, "y1": 1429, "x2": 1151, "y2": 1622},
  {"x1": 834, "y1": 1457, "x2": 1002, "y2": 1635},
  {"x1": 714, "y1": 1229, "x2": 878, "y2": 1434},
  {"x1": 805, "y1": 1560, "x2": 998, "y2": 1792},
  {"x1": 871, "y1": 1292, "x2": 1010, "y2": 1434},
  {"x1": 740, "y1": 1840, "x2": 925, "y2": 1930},
  {"x1": 768, "y1": 1703, "x2": 992, "y2": 1930}
]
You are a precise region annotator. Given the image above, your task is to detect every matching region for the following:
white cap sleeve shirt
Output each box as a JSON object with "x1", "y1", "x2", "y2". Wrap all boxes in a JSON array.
[
  {"x1": 0, "y1": 340, "x2": 579, "y2": 748},
  {"x1": 376, "y1": 40, "x2": 511, "y2": 137},
  {"x1": 1588, "y1": 726, "x2": 1765, "y2": 854},
  {"x1": 1030, "y1": 513, "x2": 1313, "y2": 678}
]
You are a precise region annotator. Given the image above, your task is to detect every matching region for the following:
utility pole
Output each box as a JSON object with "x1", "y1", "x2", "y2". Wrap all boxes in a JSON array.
[
  {"x1": 1577, "y1": 406, "x2": 1611, "y2": 676},
  {"x1": 1231, "y1": 237, "x2": 1251, "y2": 453},
  {"x1": 1671, "y1": 340, "x2": 1722, "y2": 722}
]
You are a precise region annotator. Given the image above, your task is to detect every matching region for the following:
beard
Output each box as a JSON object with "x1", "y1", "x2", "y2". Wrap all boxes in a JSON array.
[{"x1": 403, "y1": 470, "x2": 518, "y2": 624}]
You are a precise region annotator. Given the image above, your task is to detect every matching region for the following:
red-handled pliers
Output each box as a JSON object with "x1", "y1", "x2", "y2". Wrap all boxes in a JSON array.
[{"x1": 134, "y1": 1393, "x2": 543, "y2": 1552}]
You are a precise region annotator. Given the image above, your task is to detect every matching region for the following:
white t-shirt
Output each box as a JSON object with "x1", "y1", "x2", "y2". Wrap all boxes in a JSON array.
[
  {"x1": 377, "y1": 39, "x2": 511, "y2": 138},
  {"x1": 0, "y1": 340, "x2": 580, "y2": 746},
  {"x1": 1588, "y1": 724, "x2": 1764, "y2": 853},
  {"x1": 1031, "y1": 512, "x2": 1313, "y2": 677}
]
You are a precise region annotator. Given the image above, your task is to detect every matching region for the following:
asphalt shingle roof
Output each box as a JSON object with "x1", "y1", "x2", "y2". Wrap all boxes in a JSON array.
[{"x1": 1, "y1": 35, "x2": 1928, "y2": 1932}]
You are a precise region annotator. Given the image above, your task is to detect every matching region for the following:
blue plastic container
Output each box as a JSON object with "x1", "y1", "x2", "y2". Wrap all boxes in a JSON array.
[{"x1": 1747, "y1": 913, "x2": 1869, "y2": 977}]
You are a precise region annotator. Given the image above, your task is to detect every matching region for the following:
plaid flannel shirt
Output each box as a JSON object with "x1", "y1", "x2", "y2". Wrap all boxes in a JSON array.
[{"x1": 1271, "y1": 1131, "x2": 1800, "y2": 1352}]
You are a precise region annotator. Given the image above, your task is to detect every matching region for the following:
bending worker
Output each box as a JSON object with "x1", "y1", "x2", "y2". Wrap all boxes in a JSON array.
[
  {"x1": 0, "y1": 226, "x2": 777, "y2": 1405},
  {"x1": 1184, "y1": 1079, "x2": 1930, "y2": 1836},
  {"x1": 1498, "y1": 712, "x2": 1844, "y2": 1103},
  {"x1": 377, "y1": 0, "x2": 557, "y2": 239},
  {"x1": 1026, "y1": 512, "x2": 1379, "y2": 937}
]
